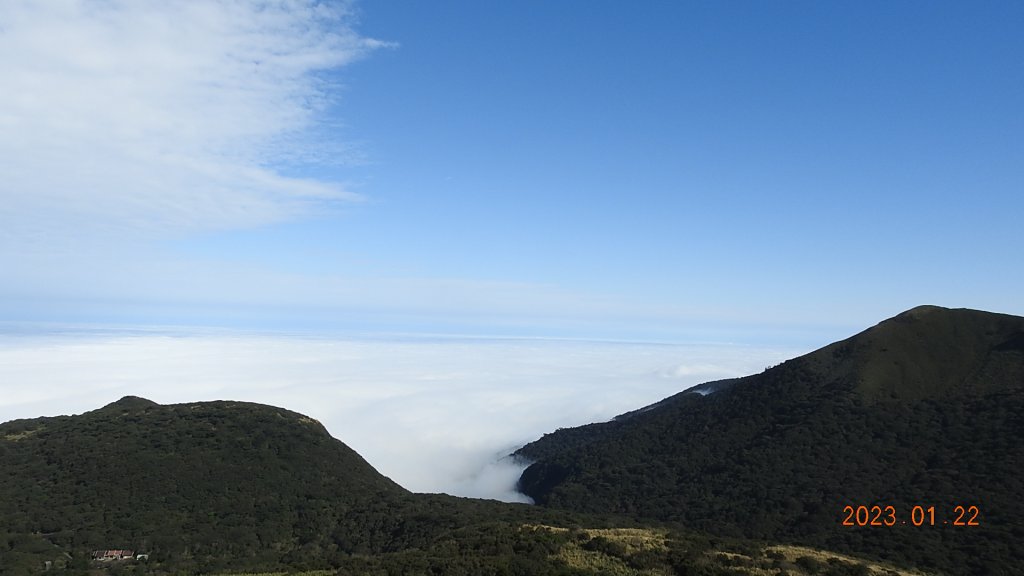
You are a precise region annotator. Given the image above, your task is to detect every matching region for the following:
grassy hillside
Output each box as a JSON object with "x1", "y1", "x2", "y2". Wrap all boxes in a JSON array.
[
  {"x1": 328, "y1": 523, "x2": 930, "y2": 576},
  {"x1": 517, "y1": 306, "x2": 1024, "y2": 575}
]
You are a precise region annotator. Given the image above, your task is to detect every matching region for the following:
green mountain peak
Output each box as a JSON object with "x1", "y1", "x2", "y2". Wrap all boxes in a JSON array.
[{"x1": 517, "y1": 305, "x2": 1024, "y2": 575}]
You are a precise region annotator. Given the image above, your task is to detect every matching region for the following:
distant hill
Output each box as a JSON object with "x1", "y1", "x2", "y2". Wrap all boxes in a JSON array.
[
  {"x1": 0, "y1": 396, "x2": 414, "y2": 572},
  {"x1": 2, "y1": 397, "x2": 916, "y2": 576},
  {"x1": 517, "y1": 306, "x2": 1024, "y2": 575}
]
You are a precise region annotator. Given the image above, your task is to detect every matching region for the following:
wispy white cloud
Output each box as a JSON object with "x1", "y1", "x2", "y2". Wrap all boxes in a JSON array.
[
  {"x1": 0, "y1": 331, "x2": 803, "y2": 501},
  {"x1": 0, "y1": 0, "x2": 385, "y2": 245}
]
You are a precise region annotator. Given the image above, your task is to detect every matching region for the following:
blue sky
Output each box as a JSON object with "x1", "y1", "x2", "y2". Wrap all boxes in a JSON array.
[{"x1": 2, "y1": 0, "x2": 1022, "y2": 345}]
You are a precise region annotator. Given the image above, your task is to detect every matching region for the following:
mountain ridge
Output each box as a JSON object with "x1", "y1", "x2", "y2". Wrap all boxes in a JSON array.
[
  {"x1": 0, "y1": 397, "x2": 412, "y2": 573},
  {"x1": 1, "y1": 397, "x2": 919, "y2": 576},
  {"x1": 516, "y1": 305, "x2": 1024, "y2": 575}
]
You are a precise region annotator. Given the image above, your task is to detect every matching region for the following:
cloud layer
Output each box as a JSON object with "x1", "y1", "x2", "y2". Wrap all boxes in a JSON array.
[
  {"x1": 0, "y1": 0, "x2": 382, "y2": 245},
  {"x1": 0, "y1": 330, "x2": 802, "y2": 501}
]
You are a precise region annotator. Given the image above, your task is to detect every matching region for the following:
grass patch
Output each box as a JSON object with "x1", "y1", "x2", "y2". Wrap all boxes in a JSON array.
[
  {"x1": 525, "y1": 525, "x2": 673, "y2": 576},
  {"x1": 765, "y1": 545, "x2": 938, "y2": 576},
  {"x1": 3, "y1": 427, "x2": 43, "y2": 441},
  {"x1": 203, "y1": 565, "x2": 335, "y2": 569}
]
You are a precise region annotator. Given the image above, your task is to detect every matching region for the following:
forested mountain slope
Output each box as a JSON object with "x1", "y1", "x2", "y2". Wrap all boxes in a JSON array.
[
  {"x1": 0, "y1": 396, "x2": 413, "y2": 572},
  {"x1": 2, "y1": 397, "x2": 916, "y2": 576},
  {"x1": 517, "y1": 306, "x2": 1024, "y2": 575}
]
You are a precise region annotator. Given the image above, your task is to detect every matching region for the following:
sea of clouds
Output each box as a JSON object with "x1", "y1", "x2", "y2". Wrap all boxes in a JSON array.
[{"x1": 0, "y1": 329, "x2": 803, "y2": 502}]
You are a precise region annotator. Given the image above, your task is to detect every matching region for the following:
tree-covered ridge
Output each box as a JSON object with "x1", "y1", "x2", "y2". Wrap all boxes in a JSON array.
[
  {"x1": 0, "y1": 397, "x2": 579, "y2": 573},
  {"x1": 0, "y1": 398, "x2": 915, "y2": 576},
  {"x1": 517, "y1": 306, "x2": 1024, "y2": 575},
  {"x1": 0, "y1": 397, "x2": 414, "y2": 574}
]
